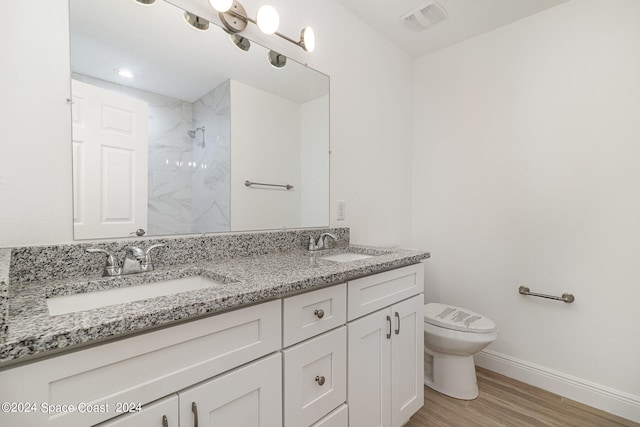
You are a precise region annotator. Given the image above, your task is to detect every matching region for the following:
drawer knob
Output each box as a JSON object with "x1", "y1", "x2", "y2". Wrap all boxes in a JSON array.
[
  {"x1": 315, "y1": 375, "x2": 326, "y2": 386},
  {"x1": 314, "y1": 309, "x2": 325, "y2": 319}
]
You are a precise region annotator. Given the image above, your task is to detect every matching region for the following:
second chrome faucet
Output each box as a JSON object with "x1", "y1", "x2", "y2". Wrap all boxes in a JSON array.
[
  {"x1": 306, "y1": 233, "x2": 337, "y2": 251},
  {"x1": 87, "y1": 244, "x2": 166, "y2": 277}
]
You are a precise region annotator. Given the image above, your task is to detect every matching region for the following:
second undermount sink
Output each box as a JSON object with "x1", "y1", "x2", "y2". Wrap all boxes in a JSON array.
[
  {"x1": 317, "y1": 246, "x2": 393, "y2": 263},
  {"x1": 46, "y1": 275, "x2": 225, "y2": 316},
  {"x1": 319, "y1": 252, "x2": 375, "y2": 263}
]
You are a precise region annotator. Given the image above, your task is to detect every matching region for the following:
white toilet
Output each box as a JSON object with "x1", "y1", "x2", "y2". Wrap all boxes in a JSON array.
[{"x1": 423, "y1": 302, "x2": 498, "y2": 400}]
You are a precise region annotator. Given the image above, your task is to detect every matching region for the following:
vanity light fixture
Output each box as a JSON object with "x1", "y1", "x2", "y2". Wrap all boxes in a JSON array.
[
  {"x1": 184, "y1": 11, "x2": 210, "y2": 31},
  {"x1": 230, "y1": 34, "x2": 251, "y2": 51},
  {"x1": 209, "y1": 0, "x2": 315, "y2": 52},
  {"x1": 268, "y1": 50, "x2": 287, "y2": 68},
  {"x1": 256, "y1": 5, "x2": 279, "y2": 35},
  {"x1": 300, "y1": 26, "x2": 315, "y2": 53},
  {"x1": 208, "y1": 0, "x2": 233, "y2": 13}
]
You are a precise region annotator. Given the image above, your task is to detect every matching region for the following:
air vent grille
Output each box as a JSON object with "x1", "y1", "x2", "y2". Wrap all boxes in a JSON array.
[{"x1": 400, "y1": 1, "x2": 447, "y2": 32}]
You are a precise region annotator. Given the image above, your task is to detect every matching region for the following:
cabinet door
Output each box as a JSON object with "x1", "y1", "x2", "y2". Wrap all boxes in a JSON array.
[
  {"x1": 283, "y1": 327, "x2": 347, "y2": 427},
  {"x1": 179, "y1": 353, "x2": 282, "y2": 427},
  {"x1": 94, "y1": 395, "x2": 178, "y2": 427},
  {"x1": 391, "y1": 295, "x2": 424, "y2": 427},
  {"x1": 347, "y1": 309, "x2": 391, "y2": 427}
]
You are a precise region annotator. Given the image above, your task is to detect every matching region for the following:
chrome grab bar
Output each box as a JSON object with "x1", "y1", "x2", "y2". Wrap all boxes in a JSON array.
[
  {"x1": 245, "y1": 180, "x2": 294, "y2": 190},
  {"x1": 518, "y1": 286, "x2": 575, "y2": 303}
]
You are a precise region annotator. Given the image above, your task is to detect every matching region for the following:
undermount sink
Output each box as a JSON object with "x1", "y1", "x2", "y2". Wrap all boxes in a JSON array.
[
  {"x1": 319, "y1": 252, "x2": 375, "y2": 263},
  {"x1": 46, "y1": 275, "x2": 223, "y2": 316}
]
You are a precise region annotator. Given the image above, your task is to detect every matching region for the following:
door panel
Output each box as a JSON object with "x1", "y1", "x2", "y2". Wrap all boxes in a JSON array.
[{"x1": 72, "y1": 79, "x2": 148, "y2": 239}]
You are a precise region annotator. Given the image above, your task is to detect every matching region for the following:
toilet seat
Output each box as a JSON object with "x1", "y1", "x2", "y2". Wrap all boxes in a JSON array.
[{"x1": 424, "y1": 303, "x2": 496, "y2": 333}]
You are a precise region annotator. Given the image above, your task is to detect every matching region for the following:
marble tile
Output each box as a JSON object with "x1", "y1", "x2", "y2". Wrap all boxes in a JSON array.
[{"x1": 192, "y1": 80, "x2": 231, "y2": 233}]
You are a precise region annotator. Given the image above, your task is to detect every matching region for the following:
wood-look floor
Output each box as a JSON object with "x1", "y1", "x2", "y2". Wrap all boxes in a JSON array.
[{"x1": 405, "y1": 367, "x2": 639, "y2": 427}]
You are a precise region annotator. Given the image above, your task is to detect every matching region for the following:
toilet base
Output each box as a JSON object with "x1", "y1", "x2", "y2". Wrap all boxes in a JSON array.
[{"x1": 424, "y1": 347, "x2": 479, "y2": 400}]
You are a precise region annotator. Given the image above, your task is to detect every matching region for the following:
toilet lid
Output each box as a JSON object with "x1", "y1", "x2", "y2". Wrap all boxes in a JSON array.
[{"x1": 424, "y1": 303, "x2": 496, "y2": 333}]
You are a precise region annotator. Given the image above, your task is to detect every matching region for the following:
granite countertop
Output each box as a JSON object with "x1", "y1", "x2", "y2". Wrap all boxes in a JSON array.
[{"x1": 0, "y1": 245, "x2": 428, "y2": 365}]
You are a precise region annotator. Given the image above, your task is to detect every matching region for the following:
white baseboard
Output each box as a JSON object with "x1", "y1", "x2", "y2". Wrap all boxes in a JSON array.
[{"x1": 475, "y1": 349, "x2": 640, "y2": 423}]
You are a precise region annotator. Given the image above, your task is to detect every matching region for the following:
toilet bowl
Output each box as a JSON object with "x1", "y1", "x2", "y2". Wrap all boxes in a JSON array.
[{"x1": 423, "y1": 303, "x2": 497, "y2": 400}]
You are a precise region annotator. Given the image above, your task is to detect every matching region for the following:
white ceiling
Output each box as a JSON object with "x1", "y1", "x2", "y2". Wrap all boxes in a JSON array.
[{"x1": 333, "y1": 0, "x2": 571, "y2": 58}]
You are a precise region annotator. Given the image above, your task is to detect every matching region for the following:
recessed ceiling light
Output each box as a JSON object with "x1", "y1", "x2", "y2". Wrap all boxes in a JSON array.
[{"x1": 115, "y1": 69, "x2": 135, "y2": 79}]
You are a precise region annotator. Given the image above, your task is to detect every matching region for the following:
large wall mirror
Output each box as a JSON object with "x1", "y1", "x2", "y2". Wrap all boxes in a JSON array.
[{"x1": 70, "y1": 0, "x2": 329, "y2": 239}]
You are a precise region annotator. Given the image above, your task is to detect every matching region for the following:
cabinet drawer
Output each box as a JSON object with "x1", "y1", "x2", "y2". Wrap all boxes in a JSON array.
[
  {"x1": 94, "y1": 394, "x2": 178, "y2": 427},
  {"x1": 0, "y1": 300, "x2": 280, "y2": 427},
  {"x1": 347, "y1": 263, "x2": 424, "y2": 321},
  {"x1": 310, "y1": 404, "x2": 348, "y2": 427},
  {"x1": 283, "y1": 283, "x2": 346, "y2": 347},
  {"x1": 283, "y1": 327, "x2": 347, "y2": 427}
]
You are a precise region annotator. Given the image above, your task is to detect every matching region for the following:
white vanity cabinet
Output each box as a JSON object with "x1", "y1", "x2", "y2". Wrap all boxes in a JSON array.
[
  {"x1": 0, "y1": 262, "x2": 425, "y2": 427},
  {"x1": 0, "y1": 300, "x2": 281, "y2": 427},
  {"x1": 347, "y1": 264, "x2": 424, "y2": 427}
]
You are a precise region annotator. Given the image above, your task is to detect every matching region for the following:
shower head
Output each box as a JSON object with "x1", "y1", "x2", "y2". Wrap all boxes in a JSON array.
[{"x1": 187, "y1": 126, "x2": 206, "y2": 148}]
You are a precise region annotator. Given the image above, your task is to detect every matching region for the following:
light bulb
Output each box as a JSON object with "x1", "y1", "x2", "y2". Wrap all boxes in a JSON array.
[
  {"x1": 300, "y1": 26, "x2": 315, "y2": 52},
  {"x1": 256, "y1": 5, "x2": 279, "y2": 34},
  {"x1": 208, "y1": 0, "x2": 233, "y2": 12}
]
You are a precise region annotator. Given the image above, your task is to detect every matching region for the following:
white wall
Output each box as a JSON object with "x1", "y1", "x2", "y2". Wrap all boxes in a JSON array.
[
  {"x1": 300, "y1": 94, "x2": 330, "y2": 227},
  {"x1": 0, "y1": 0, "x2": 414, "y2": 248},
  {"x1": 0, "y1": 0, "x2": 72, "y2": 246},
  {"x1": 230, "y1": 80, "x2": 301, "y2": 230},
  {"x1": 411, "y1": 0, "x2": 640, "y2": 420}
]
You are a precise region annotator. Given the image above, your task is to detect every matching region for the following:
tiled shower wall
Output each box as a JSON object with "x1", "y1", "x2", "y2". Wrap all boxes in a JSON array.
[{"x1": 192, "y1": 80, "x2": 231, "y2": 233}]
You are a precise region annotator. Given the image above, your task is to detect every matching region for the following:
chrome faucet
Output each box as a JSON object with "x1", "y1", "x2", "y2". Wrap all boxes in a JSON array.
[
  {"x1": 305, "y1": 233, "x2": 337, "y2": 251},
  {"x1": 122, "y1": 247, "x2": 146, "y2": 274},
  {"x1": 87, "y1": 244, "x2": 166, "y2": 277},
  {"x1": 86, "y1": 248, "x2": 121, "y2": 276}
]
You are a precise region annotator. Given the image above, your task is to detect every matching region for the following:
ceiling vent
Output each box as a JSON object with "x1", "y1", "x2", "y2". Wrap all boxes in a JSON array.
[{"x1": 400, "y1": 1, "x2": 447, "y2": 32}]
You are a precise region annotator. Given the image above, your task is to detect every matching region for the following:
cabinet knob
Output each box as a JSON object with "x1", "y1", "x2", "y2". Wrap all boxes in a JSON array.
[
  {"x1": 314, "y1": 309, "x2": 325, "y2": 319},
  {"x1": 162, "y1": 415, "x2": 169, "y2": 427},
  {"x1": 315, "y1": 375, "x2": 326, "y2": 386}
]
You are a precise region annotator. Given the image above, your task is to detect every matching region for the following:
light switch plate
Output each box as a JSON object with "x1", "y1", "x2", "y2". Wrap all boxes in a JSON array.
[{"x1": 336, "y1": 200, "x2": 346, "y2": 220}]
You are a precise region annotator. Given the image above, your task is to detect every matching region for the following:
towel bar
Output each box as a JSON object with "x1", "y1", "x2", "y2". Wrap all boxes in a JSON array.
[
  {"x1": 245, "y1": 180, "x2": 294, "y2": 190},
  {"x1": 518, "y1": 286, "x2": 575, "y2": 303}
]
